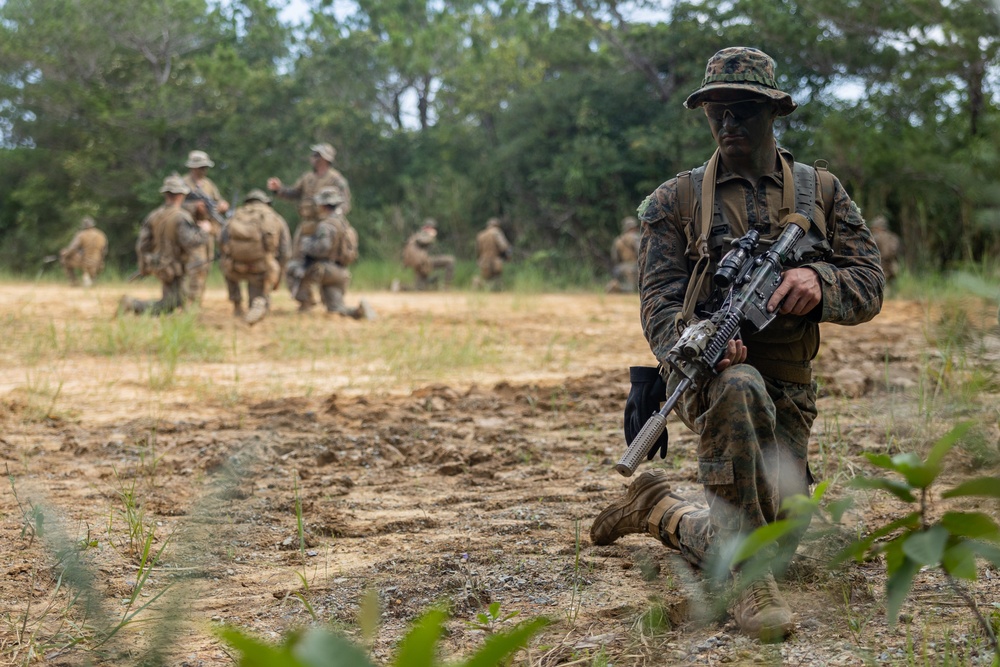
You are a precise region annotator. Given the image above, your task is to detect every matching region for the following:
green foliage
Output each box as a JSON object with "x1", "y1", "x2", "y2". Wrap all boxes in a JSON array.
[
  {"x1": 3, "y1": 0, "x2": 1000, "y2": 276},
  {"x1": 837, "y1": 423, "x2": 1000, "y2": 653},
  {"x1": 217, "y1": 606, "x2": 550, "y2": 667}
]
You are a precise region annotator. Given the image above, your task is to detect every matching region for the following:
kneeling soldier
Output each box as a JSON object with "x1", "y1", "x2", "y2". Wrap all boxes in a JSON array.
[{"x1": 294, "y1": 188, "x2": 374, "y2": 320}]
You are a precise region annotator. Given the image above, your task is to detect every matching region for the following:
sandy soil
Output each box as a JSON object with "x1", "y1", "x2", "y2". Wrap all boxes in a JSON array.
[{"x1": 1, "y1": 282, "x2": 999, "y2": 666}]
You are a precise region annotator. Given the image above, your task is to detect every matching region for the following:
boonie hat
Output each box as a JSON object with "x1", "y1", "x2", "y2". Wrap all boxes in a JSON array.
[
  {"x1": 185, "y1": 150, "x2": 215, "y2": 168},
  {"x1": 160, "y1": 174, "x2": 190, "y2": 195},
  {"x1": 621, "y1": 216, "x2": 639, "y2": 231},
  {"x1": 244, "y1": 189, "x2": 272, "y2": 204},
  {"x1": 80, "y1": 215, "x2": 96, "y2": 229},
  {"x1": 314, "y1": 187, "x2": 345, "y2": 207},
  {"x1": 684, "y1": 47, "x2": 796, "y2": 116},
  {"x1": 311, "y1": 143, "x2": 336, "y2": 162},
  {"x1": 422, "y1": 217, "x2": 438, "y2": 229}
]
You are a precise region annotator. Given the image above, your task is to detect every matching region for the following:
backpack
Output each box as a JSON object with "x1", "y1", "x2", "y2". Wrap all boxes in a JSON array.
[
  {"x1": 335, "y1": 218, "x2": 359, "y2": 266},
  {"x1": 226, "y1": 210, "x2": 267, "y2": 264}
]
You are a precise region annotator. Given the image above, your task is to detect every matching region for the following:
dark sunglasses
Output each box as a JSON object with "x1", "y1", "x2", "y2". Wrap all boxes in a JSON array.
[{"x1": 704, "y1": 99, "x2": 770, "y2": 122}]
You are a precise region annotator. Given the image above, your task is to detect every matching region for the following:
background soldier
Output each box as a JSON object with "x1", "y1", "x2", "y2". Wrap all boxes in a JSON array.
[
  {"x1": 59, "y1": 216, "x2": 107, "y2": 287},
  {"x1": 401, "y1": 218, "x2": 454, "y2": 290},
  {"x1": 294, "y1": 187, "x2": 373, "y2": 319},
  {"x1": 473, "y1": 217, "x2": 512, "y2": 290},
  {"x1": 870, "y1": 215, "x2": 901, "y2": 283},
  {"x1": 182, "y1": 150, "x2": 230, "y2": 306},
  {"x1": 605, "y1": 216, "x2": 641, "y2": 293},
  {"x1": 119, "y1": 175, "x2": 208, "y2": 316},
  {"x1": 220, "y1": 189, "x2": 291, "y2": 325}
]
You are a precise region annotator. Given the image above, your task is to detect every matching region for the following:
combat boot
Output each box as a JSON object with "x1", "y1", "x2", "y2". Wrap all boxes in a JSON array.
[
  {"x1": 590, "y1": 469, "x2": 696, "y2": 547},
  {"x1": 355, "y1": 299, "x2": 376, "y2": 321},
  {"x1": 730, "y1": 573, "x2": 794, "y2": 642},
  {"x1": 245, "y1": 297, "x2": 268, "y2": 325}
]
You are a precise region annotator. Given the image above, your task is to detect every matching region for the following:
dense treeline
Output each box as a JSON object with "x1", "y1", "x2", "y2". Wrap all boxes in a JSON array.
[{"x1": 1, "y1": 0, "x2": 999, "y2": 278}]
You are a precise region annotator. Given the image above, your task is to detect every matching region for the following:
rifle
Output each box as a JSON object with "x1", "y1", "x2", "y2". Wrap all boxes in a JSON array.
[
  {"x1": 125, "y1": 255, "x2": 217, "y2": 284},
  {"x1": 615, "y1": 213, "x2": 813, "y2": 477},
  {"x1": 186, "y1": 187, "x2": 227, "y2": 226}
]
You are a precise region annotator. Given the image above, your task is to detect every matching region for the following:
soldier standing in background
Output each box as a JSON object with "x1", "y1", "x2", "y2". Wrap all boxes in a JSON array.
[
  {"x1": 401, "y1": 218, "x2": 454, "y2": 290},
  {"x1": 59, "y1": 216, "x2": 108, "y2": 287},
  {"x1": 220, "y1": 189, "x2": 291, "y2": 325},
  {"x1": 182, "y1": 150, "x2": 230, "y2": 306},
  {"x1": 294, "y1": 188, "x2": 373, "y2": 320},
  {"x1": 869, "y1": 215, "x2": 901, "y2": 283},
  {"x1": 269, "y1": 143, "x2": 352, "y2": 307},
  {"x1": 119, "y1": 175, "x2": 208, "y2": 316},
  {"x1": 473, "y1": 217, "x2": 512, "y2": 290},
  {"x1": 606, "y1": 216, "x2": 641, "y2": 293}
]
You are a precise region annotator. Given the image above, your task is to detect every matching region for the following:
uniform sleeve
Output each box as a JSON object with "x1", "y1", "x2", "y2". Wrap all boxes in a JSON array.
[
  {"x1": 65, "y1": 232, "x2": 84, "y2": 254},
  {"x1": 801, "y1": 177, "x2": 885, "y2": 325},
  {"x1": 177, "y1": 212, "x2": 209, "y2": 252},
  {"x1": 277, "y1": 219, "x2": 292, "y2": 267},
  {"x1": 278, "y1": 173, "x2": 306, "y2": 201},
  {"x1": 638, "y1": 180, "x2": 691, "y2": 367},
  {"x1": 303, "y1": 222, "x2": 334, "y2": 259}
]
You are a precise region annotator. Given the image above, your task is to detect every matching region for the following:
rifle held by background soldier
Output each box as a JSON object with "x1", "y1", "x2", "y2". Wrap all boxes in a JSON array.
[{"x1": 615, "y1": 213, "x2": 813, "y2": 477}]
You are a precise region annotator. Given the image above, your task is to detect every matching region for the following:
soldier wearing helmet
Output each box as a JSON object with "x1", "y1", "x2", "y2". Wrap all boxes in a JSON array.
[
  {"x1": 473, "y1": 217, "x2": 512, "y2": 290},
  {"x1": 289, "y1": 187, "x2": 373, "y2": 319},
  {"x1": 605, "y1": 216, "x2": 641, "y2": 293},
  {"x1": 219, "y1": 189, "x2": 292, "y2": 325},
  {"x1": 181, "y1": 150, "x2": 230, "y2": 306},
  {"x1": 591, "y1": 47, "x2": 884, "y2": 642},
  {"x1": 119, "y1": 174, "x2": 209, "y2": 316},
  {"x1": 59, "y1": 215, "x2": 108, "y2": 287},
  {"x1": 400, "y1": 218, "x2": 455, "y2": 290}
]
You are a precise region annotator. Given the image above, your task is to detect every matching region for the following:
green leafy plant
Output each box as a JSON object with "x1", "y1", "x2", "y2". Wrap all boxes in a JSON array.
[
  {"x1": 218, "y1": 605, "x2": 550, "y2": 667},
  {"x1": 468, "y1": 601, "x2": 521, "y2": 634},
  {"x1": 837, "y1": 422, "x2": 1000, "y2": 657}
]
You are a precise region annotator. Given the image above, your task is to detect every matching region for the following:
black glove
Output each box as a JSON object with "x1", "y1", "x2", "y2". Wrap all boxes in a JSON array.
[{"x1": 624, "y1": 366, "x2": 670, "y2": 460}]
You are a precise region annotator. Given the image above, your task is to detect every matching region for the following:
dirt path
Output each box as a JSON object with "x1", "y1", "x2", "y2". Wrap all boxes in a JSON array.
[{"x1": 1, "y1": 283, "x2": 998, "y2": 666}]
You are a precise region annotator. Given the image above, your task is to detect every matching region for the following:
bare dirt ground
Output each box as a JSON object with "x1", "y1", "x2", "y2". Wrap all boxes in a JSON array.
[{"x1": 1, "y1": 282, "x2": 999, "y2": 666}]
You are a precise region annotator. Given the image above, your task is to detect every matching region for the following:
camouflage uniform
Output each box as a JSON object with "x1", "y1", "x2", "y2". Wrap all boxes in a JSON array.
[
  {"x1": 869, "y1": 215, "x2": 901, "y2": 282},
  {"x1": 474, "y1": 218, "x2": 511, "y2": 289},
  {"x1": 59, "y1": 217, "x2": 108, "y2": 287},
  {"x1": 122, "y1": 175, "x2": 208, "y2": 316},
  {"x1": 296, "y1": 188, "x2": 372, "y2": 319},
  {"x1": 402, "y1": 219, "x2": 455, "y2": 290},
  {"x1": 606, "y1": 217, "x2": 641, "y2": 293},
  {"x1": 220, "y1": 189, "x2": 291, "y2": 322},
  {"x1": 182, "y1": 151, "x2": 227, "y2": 306},
  {"x1": 632, "y1": 50, "x2": 885, "y2": 571}
]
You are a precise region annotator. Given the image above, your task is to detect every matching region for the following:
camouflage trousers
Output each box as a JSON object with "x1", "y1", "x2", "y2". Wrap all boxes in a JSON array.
[
  {"x1": 61, "y1": 254, "x2": 102, "y2": 286},
  {"x1": 124, "y1": 279, "x2": 185, "y2": 316},
  {"x1": 414, "y1": 255, "x2": 455, "y2": 290},
  {"x1": 184, "y1": 238, "x2": 214, "y2": 306},
  {"x1": 297, "y1": 260, "x2": 363, "y2": 317},
  {"x1": 661, "y1": 364, "x2": 817, "y2": 572}
]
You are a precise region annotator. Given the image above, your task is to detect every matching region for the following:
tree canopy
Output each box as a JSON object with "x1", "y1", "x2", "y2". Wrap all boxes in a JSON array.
[{"x1": 2, "y1": 0, "x2": 999, "y2": 275}]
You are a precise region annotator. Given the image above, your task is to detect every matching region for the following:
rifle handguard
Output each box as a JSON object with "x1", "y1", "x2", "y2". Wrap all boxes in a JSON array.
[{"x1": 614, "y1": 412, "x2": 667, "y2": 477}]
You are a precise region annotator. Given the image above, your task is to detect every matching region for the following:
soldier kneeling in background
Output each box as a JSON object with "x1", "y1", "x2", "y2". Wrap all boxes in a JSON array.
[
  {"x1": 290, "y1": 188, "x2": 374, "y2": 320},
  {"x1": 220, "y1": 189, "x2": 291, "y2": 325}
]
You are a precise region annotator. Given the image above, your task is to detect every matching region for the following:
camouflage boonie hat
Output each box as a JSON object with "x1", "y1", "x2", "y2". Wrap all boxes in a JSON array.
[
  {"x1": 185, "y1": 150, "x2": 215, "y2": 168},
  {"x1": 160, "y1": 174, "x2": 190, "y2": 195},
  {"x1": 244, "y1": 189, "x2": 272, "y2": 204},
  {"x1": 80, "y1": 215, "x2": 96, "y2": 229},
  {"x1": 422, "y1": 217, "x2": 438, "y2": 229},
  {"x1": 314, "y1": 187, "x2": 345, "y2": 207},
  {"x1": 684, "y1": 47, "x2": 796, "y2": 116},
  {"x1": 486, "y1": 217, "x2": 501, "y2": 228},
  {"x1": 311, "y1": 143, "x2": 336, "y2": 162},
  {"x1": 621, "y1": 216, "x2": 639, "y2": 232}
]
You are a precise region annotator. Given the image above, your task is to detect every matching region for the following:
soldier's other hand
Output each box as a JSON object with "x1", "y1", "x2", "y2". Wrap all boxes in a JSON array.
[
  {"x1": 198, "y1": 220, "x2": 212, "y2": 233},
  {"x1": 267, "y1": 177, "x2": 281, "y2": 191},
  {"x1": 714, "y1": 338, "x2": 747, "y2": 372},
  {"x1": 218, "y1": 200, "x2": 230, "y2": 214},
  {"x1": 769, "y1": 267, "x2": 822, "y2": 316}
]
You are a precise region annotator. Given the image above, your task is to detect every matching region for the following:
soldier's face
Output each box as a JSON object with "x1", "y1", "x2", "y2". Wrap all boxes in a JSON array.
[{"x1": 704, "y1": 93, "x2": 778, "y2": 160}]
